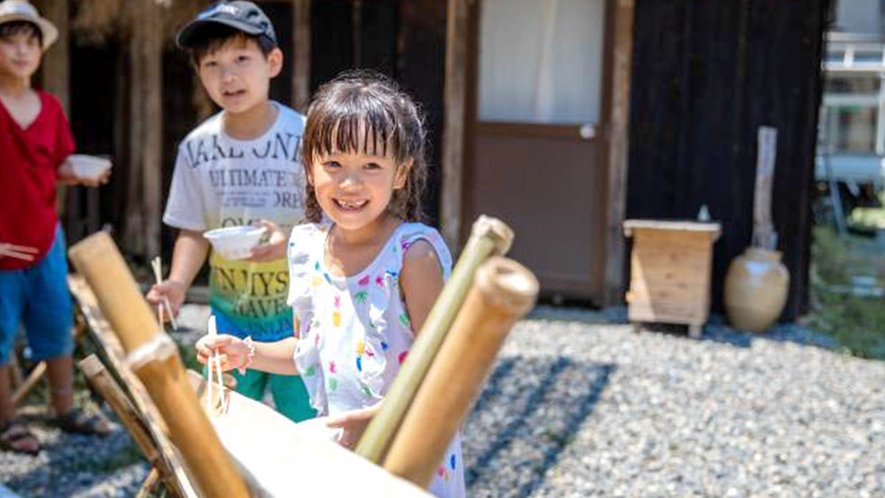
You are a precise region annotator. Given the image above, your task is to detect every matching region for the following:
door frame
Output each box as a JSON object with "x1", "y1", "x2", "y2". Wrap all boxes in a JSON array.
[{"x1": 441, "y1": 0, "x2": 635, "y2": 304}]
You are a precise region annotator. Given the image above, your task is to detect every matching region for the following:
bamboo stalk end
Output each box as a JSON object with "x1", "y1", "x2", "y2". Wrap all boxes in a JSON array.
[
  {"x1": 471, "y1": 216, "x2": 514, "y2": 256},
  {"x1": 476, "y1": 257, "x2": 539, "y2": 316}
]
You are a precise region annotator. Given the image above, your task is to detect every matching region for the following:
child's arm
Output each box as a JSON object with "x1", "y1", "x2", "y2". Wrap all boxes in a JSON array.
[
  {"x1": 399, "y1": 239, "x2": 445, "y2": 335},
  {"x1": 327, "y1": 240, "x2": 445, "y2": 448},
  {"x1": 196, "y1": 335, "x2": 299, "y2": 375},
  {"x1": 146, "y1": 230, "x2": 209, "y2": 315}
]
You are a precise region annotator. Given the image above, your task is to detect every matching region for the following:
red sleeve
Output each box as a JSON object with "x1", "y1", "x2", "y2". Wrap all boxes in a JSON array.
[{"x1": 45, "y1": 92, "x2": 76, "y2": 168}]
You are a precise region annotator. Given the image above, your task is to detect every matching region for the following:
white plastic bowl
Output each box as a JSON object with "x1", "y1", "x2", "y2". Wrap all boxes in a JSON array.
[
  {"x1": 203, "y1": 226, "x2": 266, "y2": 260},
  {"x1": 69, "y1": 154, "x2": 112, "y2": 180}
]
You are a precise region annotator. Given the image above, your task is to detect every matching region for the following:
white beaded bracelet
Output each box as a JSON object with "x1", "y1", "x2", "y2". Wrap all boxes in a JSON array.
[{"x1": 239, "y1": 336, "x2": 256, "y2": 375}]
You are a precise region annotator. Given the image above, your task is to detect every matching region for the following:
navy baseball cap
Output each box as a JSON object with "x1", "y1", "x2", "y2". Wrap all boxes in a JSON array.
[{"x1": 176, "y1": 1, "x2": 277, "y2": 49}]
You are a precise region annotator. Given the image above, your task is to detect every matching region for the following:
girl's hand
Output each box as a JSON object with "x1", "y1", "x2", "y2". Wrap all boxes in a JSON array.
[
  {"x1": 146, "y1": 280, "x2": 186, "y2": 320},
  {"x1": 248, "y1": 219, "x2": 288, "y2": 262},
  {"x1": 325, "y1": 403, "x2": 383, "y2": 449},
  {"x1": 195, "y1": 334, "x2": 248, "y2": 372}
]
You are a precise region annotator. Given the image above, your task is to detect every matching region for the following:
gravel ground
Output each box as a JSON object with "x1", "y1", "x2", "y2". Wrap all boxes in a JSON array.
[{"x1": 2, "y1": 304, "x2": 883, "y2": 497}]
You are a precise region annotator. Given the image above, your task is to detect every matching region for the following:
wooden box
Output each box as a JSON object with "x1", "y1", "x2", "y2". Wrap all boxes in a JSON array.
[{"x1": 623, "y1": 220, "x2": 721, "y2": 338}]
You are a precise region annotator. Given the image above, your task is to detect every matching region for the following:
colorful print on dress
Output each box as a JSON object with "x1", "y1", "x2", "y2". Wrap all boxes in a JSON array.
[
  {"x1": 332, "y1": 295, "x2": 341, "y2": 326},
  {"x1": 354, "y1": 290, "x2": 368, "y2": 304}
]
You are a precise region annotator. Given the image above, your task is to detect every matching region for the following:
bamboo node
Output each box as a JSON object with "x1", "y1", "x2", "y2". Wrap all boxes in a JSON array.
[
  {"x1": 125, "y1": 334, "x2": 178, "y2": 370},
  {"x1": 470, "y1": 216, "x2": 514, "y2": 256}
]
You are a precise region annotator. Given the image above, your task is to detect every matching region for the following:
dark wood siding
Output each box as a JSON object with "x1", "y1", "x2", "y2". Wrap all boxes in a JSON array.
[
  {"x1": 311, "y1": 0, "x2": 445, "y2": 223},
  {"x1": 628, "y1": 0, "x2": 831, "y2": 319}
]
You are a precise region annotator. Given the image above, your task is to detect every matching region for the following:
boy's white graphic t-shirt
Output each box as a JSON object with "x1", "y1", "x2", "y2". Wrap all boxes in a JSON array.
[
  {"x1": 287, "y1": 222, "x2": 466, "y2": 498},
  {"x1": 163, "y1": 102, "x2": 306, "y2": 341}
]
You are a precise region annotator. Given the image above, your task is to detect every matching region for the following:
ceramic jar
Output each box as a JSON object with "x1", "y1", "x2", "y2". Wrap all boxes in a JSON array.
[{"x1": 724, "y1": 247, "x2": 790, "y2": 332}]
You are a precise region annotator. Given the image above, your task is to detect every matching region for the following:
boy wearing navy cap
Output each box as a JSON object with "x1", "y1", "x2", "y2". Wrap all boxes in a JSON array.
[{"x1": 147, "y1": 1, "x2": 314, "y2": 422}]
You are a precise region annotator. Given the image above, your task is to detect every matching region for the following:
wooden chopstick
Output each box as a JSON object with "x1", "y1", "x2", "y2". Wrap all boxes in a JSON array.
[
  {"x1": 3, "y1": 244, "x2": 38, "y2": 254},
  {"x1": 151, "y1": 257, "x2": 179, "y2": 331},
  {"x1": 0, "y1": 247, "x2": 35, "y2": 261}
]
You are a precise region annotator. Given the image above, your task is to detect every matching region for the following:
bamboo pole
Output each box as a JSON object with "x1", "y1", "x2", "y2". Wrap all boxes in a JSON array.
[
  {"x1": 8, "y1": 354, "x2": 24, "y2": 389},
  {"x1": 11, "y1": 362, "x2": 45, "y2": 405},
  {"x1": 383, "y1": 257, "x2": 538, "y2": 487},
  {"x1": 78, "y1": 355, "x2": 172, "y2": 494},
  {"x1": 355, "y1": 216, "x2": 513, "y2": 463},
  {"x1": 136, "y1": 468, "x2": 162, "y2": 498},
  {"x1": 68, "y1": 232, "x2": 249, "y2": 498}
]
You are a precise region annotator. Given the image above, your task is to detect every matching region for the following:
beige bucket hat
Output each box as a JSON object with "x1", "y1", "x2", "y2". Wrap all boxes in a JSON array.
[{"x1": 0, "y1": 1, "x2": 59, "y2": 50}]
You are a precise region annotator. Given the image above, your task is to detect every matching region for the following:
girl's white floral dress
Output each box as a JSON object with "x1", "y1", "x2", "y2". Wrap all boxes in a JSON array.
[{"x1": 287, "y1": 222, "x2": 465, "y2": 497}]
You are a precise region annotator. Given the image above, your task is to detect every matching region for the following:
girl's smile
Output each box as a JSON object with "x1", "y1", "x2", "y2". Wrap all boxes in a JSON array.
[{"x1": 310, "y1": 147, "x2": 410, "y2": 234}]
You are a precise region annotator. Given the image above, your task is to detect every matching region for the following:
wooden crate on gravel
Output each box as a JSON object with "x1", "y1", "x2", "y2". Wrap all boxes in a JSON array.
[{"x1": 623, "y1": 220, "x2": 721, "y2": 338}]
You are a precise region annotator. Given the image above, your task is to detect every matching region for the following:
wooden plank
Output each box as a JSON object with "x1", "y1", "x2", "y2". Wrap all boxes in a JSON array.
[
  {"x1": 79, "y1": 355, "x2": 163, "y2": 472},
  {"x1": 630, "y1": 263, "x2": 710, "y2": 287},
  {"x1": 624, "y1": 220, "x2": 721, "y2": 234},
  {"x1": 602, "y1": 0, "x2": 636, "y2": 305},
  {"x1": 37, "y1": 0, "x2": 69, "y2": 113},
  {"x1": 142, "y1": 1, "x2": 163, "y2": 260},
  {"x1": 627, "y1": 302, "x2": 707, "y2": 324},
  {"x1": 440, "y1": 0, "x2": 469, "y2": 250},
  {"x1": 124, "y1": 0, "x2": 163, "y2": 260},
  {"x1": 7, "y1": 354, "x2": 24, "y2": 390},
  {"x1": 397, "y1": 0, "x2": 447, "y2": 222},
  {"x1": 69, "y1": 233, "x2": 249, "y2": 498},
  {"x1": 292, "y1": 0, "x2": 312, "y2": 112},
  {"x1": 68, "y1": 275, "x2": 198, "y2": 498},
  {"x1": 633, "y1": 230, "x2": 718, "y2": 250}
]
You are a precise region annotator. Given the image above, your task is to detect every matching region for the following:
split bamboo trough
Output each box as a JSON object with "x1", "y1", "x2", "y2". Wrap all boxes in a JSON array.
[{"x1": 68, "y1": 215, "x2": 538, "y2": 497}]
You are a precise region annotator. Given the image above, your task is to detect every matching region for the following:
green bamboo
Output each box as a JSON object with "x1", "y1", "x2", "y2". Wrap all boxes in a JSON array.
[{"x1": 354, "y1": 216, "x2": 512, "y2": 463}]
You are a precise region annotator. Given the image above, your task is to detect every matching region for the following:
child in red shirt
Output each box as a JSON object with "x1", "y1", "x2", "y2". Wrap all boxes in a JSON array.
[{"x1": 0, "y1": 0, "x2": 111, "y2": 455}]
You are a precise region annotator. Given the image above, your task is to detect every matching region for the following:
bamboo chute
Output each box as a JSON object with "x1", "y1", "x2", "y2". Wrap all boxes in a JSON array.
[
  {"x1": 68, "y1": 232, "x2": 249, "y2": 498},
  {"x1": 68, "y1": 274, "x2": 195, "y2": 496},
  {"x1": 69, "y1": 215, "x2": 534, "y2": 496},
  {"x1": 355, "y1": 216, "x2": 514, "y2": 463},
  {"x1": 383, "y1": 257, "x2": 538, "y2": 487}
]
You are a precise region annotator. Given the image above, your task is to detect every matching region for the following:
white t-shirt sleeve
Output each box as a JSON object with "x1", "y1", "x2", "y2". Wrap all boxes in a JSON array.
[{"x1": 163, "y1": 143, "x2": 208, "y2": 231}]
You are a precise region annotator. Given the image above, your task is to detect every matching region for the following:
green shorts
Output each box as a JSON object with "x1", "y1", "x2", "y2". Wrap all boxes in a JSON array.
[{"x1": 220, "y1": 368, "x2": 316, "y2": 423}]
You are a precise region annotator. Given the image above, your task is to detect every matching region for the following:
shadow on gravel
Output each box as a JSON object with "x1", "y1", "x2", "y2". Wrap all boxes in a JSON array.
[{"x1": 462, "y1": 355, "x2": 615, "y2": 497}]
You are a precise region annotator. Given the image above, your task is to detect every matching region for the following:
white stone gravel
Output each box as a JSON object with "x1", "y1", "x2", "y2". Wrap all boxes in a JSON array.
[
  {"x1": 2, "y1": 304, "x2": 883, "y2": 497},
  {"x1": 463, "y1": 307, "x2": 885, "y2": 497}
]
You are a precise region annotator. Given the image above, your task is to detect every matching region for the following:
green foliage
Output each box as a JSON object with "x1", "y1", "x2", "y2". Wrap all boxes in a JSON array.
[
  {"x1": 848, "y1": 190, "x2": 885, "y2": 230},
  {"x1": 809, "y1": 226, "x2": 885, "y2": 360}
]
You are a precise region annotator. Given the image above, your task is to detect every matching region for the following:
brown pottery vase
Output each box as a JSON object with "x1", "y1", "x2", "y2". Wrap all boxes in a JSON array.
[{"x1": 723, "y1": 247, "x2": 789, "y2": 333}]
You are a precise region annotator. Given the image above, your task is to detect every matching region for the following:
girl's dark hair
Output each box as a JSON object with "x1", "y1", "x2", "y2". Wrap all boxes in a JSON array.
[
  {"x1": 0, "y1": 21, "x2": 42, "y2": 47},
  {"x1": 301, "y1": 70, "x2": 428, "y2": 223},
  {"x1": 188, "y1": 24, "x2": 276, "y2": 66}
]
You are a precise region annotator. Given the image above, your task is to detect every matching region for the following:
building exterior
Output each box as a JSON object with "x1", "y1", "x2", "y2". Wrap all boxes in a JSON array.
[{"x1": 43, "y1": 0, "x2": 830, "y2": 320}]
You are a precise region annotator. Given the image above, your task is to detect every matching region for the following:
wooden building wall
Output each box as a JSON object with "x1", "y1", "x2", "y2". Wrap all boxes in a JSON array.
[
  {"x1": 627, "y1": 0, "x2": 831, "y2": 320},
  {"x1": 63, "y1": 0, "x2": 447, "y2": 266}
]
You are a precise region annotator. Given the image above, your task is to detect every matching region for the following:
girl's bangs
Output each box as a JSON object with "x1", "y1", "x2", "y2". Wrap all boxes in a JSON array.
[{"x1": 310, "y1": 105, "x2": 406, "y2": 162}]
